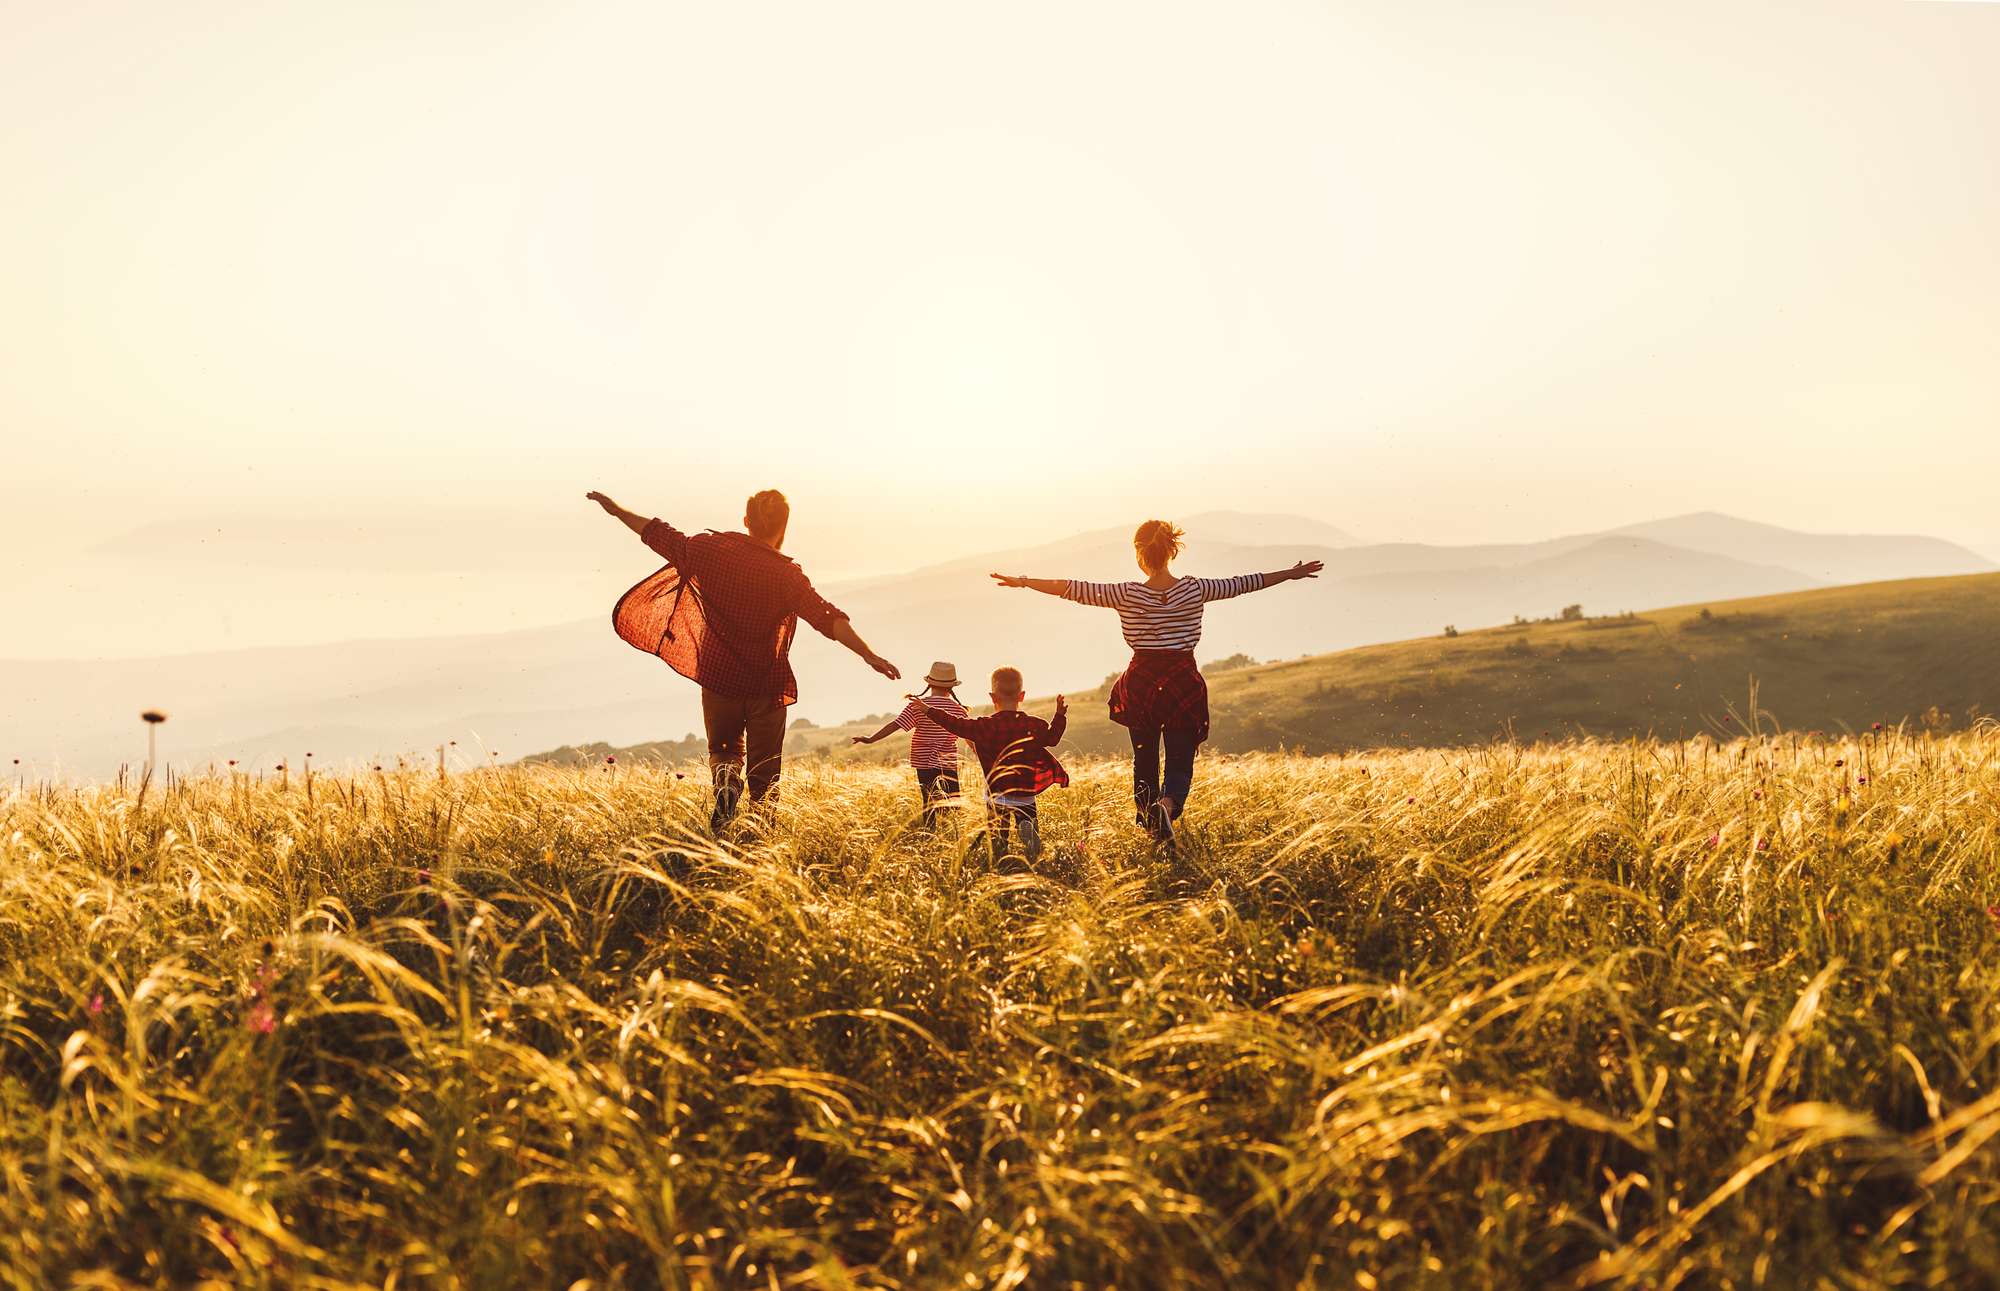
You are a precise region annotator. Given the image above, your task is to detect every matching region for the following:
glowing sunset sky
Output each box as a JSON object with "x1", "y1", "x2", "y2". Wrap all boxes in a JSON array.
[{"x1": 4, "y1": 0, "x2": 1996, "y2": 654}]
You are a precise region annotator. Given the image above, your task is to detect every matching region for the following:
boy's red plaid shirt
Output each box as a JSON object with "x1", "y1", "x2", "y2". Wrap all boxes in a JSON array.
[{"x1": 919, "y1": 707, "x2": 1069, "y2": 797}]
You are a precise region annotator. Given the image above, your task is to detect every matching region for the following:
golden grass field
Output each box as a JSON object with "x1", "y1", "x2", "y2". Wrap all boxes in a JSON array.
[{"x1": 5, "y1": 730, "x2": 2000, "y2": 1288}]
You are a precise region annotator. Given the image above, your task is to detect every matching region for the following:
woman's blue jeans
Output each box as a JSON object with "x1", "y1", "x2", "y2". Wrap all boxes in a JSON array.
[{"x1": 1130, "y1": 727, "x2": 1199, "y2": 820}]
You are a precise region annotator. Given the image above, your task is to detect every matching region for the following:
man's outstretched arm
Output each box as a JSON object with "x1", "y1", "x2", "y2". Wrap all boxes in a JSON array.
[
  {"x1": 586, "y1": 491, "x2": 650, "y2": 536},
  {"x1": 828, "y1": 617, "x2": 901, "y2": 682},
  {"x1": 588, "y1": 490, "x2": 688, "y2": 565}
]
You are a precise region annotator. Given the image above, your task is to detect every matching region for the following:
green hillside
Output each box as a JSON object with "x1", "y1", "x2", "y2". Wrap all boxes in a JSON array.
[{"x1": 535, "y1": 571, "x2": 2000, "y2": 766}]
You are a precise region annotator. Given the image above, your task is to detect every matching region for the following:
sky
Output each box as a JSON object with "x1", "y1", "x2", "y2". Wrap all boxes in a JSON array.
[{"x1": 4, "y1": 0, "x2": 1997, "y2": 657}]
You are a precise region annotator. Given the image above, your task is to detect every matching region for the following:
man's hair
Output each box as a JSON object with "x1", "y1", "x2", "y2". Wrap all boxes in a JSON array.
[
  {"x1": 990, "y1": 666, "x2": 1023, "y2": 697},
  {"x1": 745, "y1": 489, "x2": 790, "y2": 542},
  {"x1": 1135, "y1": 519, "x2": 1185, "y2": 571}
]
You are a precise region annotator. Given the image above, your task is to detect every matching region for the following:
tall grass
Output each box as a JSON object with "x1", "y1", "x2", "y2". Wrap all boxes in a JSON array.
[{"x1": 3, "y1": 730, "x2": 1999, "y2": 1288}]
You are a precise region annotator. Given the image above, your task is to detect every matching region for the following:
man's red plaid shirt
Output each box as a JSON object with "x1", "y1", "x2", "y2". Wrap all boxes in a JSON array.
[{"x1": 612, "y1": 519, "x2": 848, "y2": 705}]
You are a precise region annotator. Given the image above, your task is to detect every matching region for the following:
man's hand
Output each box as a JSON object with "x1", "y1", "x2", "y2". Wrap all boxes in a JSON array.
[
  {"x1": 588, "y1": 490, "x2": 652, "y2": 537},
  {"x1": 850, "y1": 734, "x2": 874, "y2": 746},
  {"x1": 991, "y1": 573, "x2": 1030, "y2": 589},
  {"x1": 868, "y1": 654, "x2": 902, "y2": 681}
]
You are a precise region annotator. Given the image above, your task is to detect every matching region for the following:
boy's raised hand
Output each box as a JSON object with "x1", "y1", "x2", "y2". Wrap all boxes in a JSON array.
[{"x1": 1054, "y1": 694, "x2": 1067, "y2": 717}]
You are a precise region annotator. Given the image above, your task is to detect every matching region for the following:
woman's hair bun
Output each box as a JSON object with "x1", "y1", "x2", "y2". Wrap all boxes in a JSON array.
[{"x1": 1134, "y1": 519, "x2": 1185, "y2": 568}]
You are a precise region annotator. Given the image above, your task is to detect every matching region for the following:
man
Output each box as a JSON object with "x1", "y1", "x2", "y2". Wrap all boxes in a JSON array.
[{"x1": 588, "y1": 488, "x2": 900, "y2": 829}]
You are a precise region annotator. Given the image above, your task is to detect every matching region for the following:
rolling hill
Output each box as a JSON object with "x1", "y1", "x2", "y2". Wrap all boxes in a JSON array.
[
  {"x1": 9, "y1": 511, "x2": 1992, "y2": 778},
  {"x1": 536, "y1": 572, "x2": 2000, "y2": 766}
]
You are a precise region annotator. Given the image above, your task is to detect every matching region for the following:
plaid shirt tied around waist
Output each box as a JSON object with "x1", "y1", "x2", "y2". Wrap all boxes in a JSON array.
[{"x1": 1108, "y1": 649, "x2": 1211, "y2": 742}]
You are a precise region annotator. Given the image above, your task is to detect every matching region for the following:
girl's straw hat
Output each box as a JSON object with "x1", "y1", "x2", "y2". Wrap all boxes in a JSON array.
[{"x1": 924, "y1": 661, "x2": 960, "y2": 688}]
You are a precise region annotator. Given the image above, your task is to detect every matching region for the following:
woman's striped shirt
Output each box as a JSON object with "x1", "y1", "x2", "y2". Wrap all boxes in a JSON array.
[
  {"x1": 1062, "y1": 574, "x2": 1266, "y2": 651},
  {"x1": 892, "y1": 694, "x2": 967, "y2": 769}
]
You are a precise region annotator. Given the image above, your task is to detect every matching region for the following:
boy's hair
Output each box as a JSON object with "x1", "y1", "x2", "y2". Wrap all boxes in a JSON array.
[
  {"x1": 745, "y1": 490, "x2": 790, "y2": 542},
  {"x1": 990, "y1": 666, "x2": 1023, "y2": 697},
  {"x1": 1135, "y1": 519, "x2": 1185, "y2": 570}
]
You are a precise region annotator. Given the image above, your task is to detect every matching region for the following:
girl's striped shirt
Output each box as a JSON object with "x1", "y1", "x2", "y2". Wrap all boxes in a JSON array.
[
  {"x1": 892, "y1": 694, "x2": 968, "y2": 769},
  {"x1": 1062, "y1": 574, "x2": 1266, "y2": 651}
]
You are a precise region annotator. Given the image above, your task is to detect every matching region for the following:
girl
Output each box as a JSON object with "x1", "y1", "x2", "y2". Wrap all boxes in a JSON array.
[
  {"x1": 852, "y1": 661, "x2": 969, "y2": 827},
  {"x1": 991, "y1": 521, "x2": 1321, "y2": 841}
]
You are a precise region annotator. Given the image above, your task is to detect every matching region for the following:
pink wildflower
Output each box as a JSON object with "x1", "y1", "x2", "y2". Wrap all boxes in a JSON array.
[
  {"x1": 246, "y1": 1001, "x2": 277, "y2": 1035},
  {"x1": 88, "y1": 993, "x2": 105, "y2": 1016},
  {"x1": 1708, "y1": 834, "x2": 1720, "y2": 848}
]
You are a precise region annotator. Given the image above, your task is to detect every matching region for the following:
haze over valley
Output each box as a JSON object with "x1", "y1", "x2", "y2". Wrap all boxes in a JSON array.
[{"x1": 7, "y1": 508, "x2": 1990, "y2": 779}]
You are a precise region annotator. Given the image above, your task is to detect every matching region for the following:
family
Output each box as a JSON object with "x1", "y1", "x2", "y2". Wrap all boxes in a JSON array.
[{"x1": 588, "y1": 489, "x2": 1322, "y2": 851}]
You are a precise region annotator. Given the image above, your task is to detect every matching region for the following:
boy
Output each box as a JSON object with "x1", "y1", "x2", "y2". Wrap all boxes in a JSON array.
[
  {"x1": 917, "y1": 667, "x2": 1068, "y2": 860},
  {"x1": 851, "y1": 661, "x2": 969, "y2": 827}
]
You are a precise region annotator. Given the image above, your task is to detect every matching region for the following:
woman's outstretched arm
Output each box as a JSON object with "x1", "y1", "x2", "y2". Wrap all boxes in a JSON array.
[
  {"x1": 1195, "y1": 560, "x2": 1325, "y2": 603},
  {"x1": 1262, "y1": 559, "x2": 1325, "y2": 585},
  {"x1": 990, "y1": 574, "x2": 1070, "y2": 597}
]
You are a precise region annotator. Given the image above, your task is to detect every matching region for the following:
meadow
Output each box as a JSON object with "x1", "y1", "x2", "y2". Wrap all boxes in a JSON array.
[
  {"x1": 4, "y1": 730, "x2": 1999, "y2": 1289},
  {"x1": 596, "y1": 570, "x2": 2000, "y2": 766}
]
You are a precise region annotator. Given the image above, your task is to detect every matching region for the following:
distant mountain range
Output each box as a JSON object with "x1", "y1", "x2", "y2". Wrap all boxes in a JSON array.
[
  {"x1": 5, "y1": 511, "x2": 1991, "y2": 778},
  {"x1": 552, "y1": 571, "x2": 2000, "y2": 765}
]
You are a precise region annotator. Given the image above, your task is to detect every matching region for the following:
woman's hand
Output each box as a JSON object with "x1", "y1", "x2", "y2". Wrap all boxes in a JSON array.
[
  {"x1": 991, "y1": 573, "x2": 1030, "y2": 589},
  {"x1": 850, "y1": 734, "x2": 874, "y2": 746},
  {"x1": 586, "y1": 490, "x2": 620, "y2": 515},
  {"x1": 1285, "y1": 560, "x2": 1325, "y2": 581}
]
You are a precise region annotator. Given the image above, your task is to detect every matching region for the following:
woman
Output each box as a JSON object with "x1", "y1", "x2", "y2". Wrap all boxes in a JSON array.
[{"x1": 992, "y1": 520, "x2": 1322, "y2": 841}]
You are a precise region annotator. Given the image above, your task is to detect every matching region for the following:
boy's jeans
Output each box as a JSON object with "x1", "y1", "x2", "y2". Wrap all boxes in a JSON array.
[{"x1": 987, "y1": 796, "x2": 1041, "y2": 861}]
